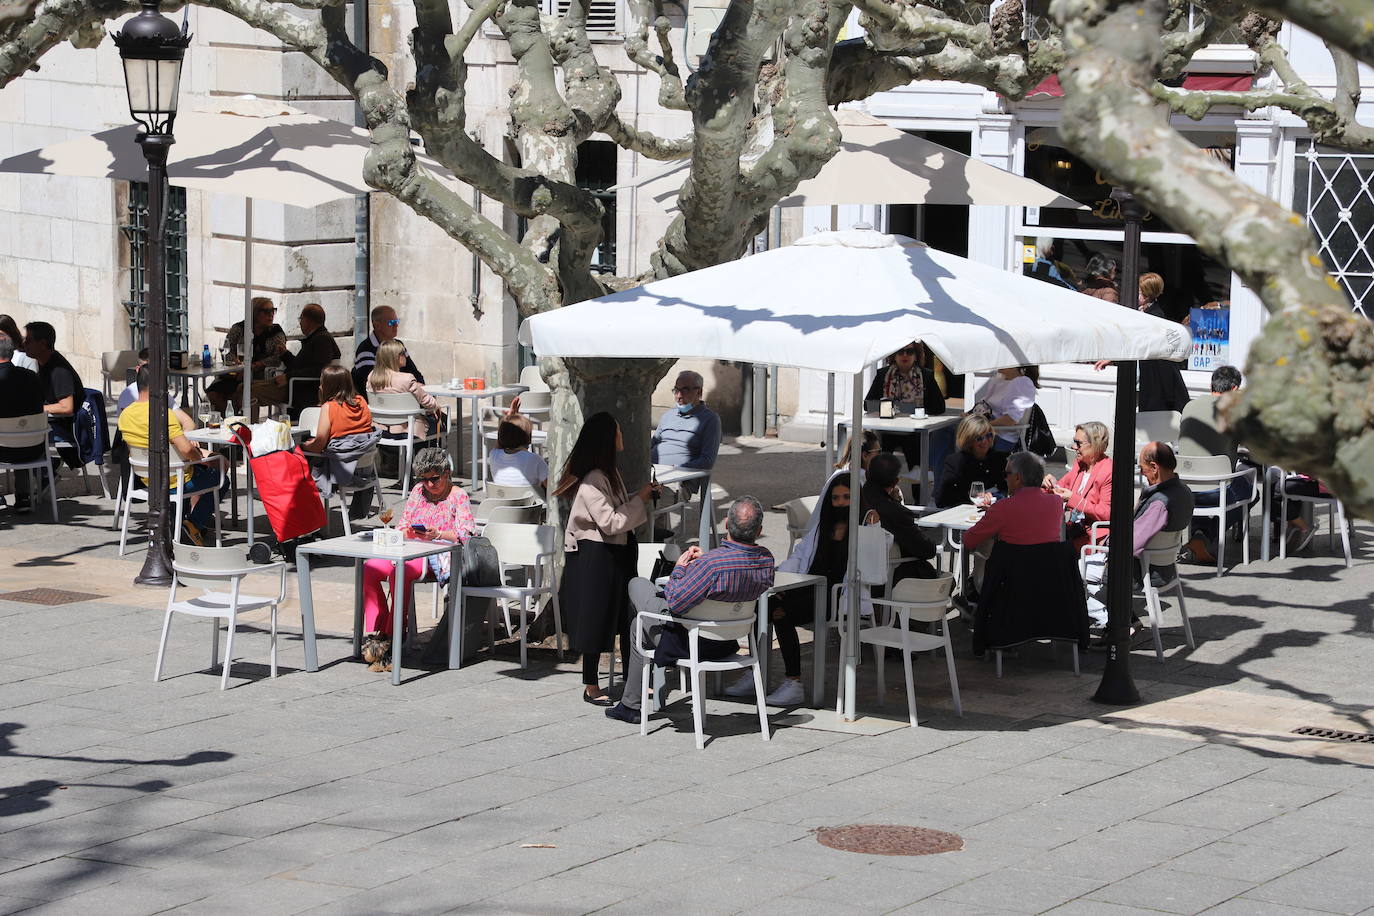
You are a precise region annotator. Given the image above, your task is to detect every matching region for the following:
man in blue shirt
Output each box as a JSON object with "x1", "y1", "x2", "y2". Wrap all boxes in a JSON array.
[
  {"x1": 651, "y1": 370, "x2": 721, "y2": 471},
  {"x1": 605, "y1": 497, "x2": 775, "y2": 724}
]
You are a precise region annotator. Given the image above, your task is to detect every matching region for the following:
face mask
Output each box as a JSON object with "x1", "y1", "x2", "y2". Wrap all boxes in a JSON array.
[{"x1": 677, "y1": 401, "x2": 695, "y2": 415}]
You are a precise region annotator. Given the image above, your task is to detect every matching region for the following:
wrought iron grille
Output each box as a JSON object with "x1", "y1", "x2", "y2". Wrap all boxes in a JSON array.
[
  {"x1": 121, "y1": 180, "x2": 189, "y2": 351},
  {"x1": 1294, "y1": 139, "x2": 1374, "y2": 313}
]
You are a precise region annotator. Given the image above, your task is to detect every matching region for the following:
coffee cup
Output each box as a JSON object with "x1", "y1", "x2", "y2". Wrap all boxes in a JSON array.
[
  {"x1": 911, "y1": 407, "x2": 926, "y2": 419},
  {"x1": 449, "y1": 377, "x2": 462, "y2": 389}
]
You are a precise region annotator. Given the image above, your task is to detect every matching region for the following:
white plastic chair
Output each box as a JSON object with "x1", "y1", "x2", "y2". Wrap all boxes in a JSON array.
[
  {"x1": 1135, "y1": 410, "x2": 1182, "y2": 447},
  {"x1": 782, "y1": 495, "x2": 819, "y2": 552},
  {"x1": 635, "y1": 597, "x2": 770, "y2": 750},
  {"x1": 481, "y1": 503, "x2": 544, "y2": 526},
  {"x1": 1275, "y1": 469, "x2": 1353, "y2": 568},
  {"x1": 1176, "y1": 454, "x2": 1258, "y2": 577},
  {"x1": 370, "y1": 391, "x2": 441, "y2": 493},
  {"x1": 862, "y1": 576, "x2": 961, "y2": 726},
  {"x1": 0, "y1": 414, "x2": 59, "y2": 520},
  {"x1": 459, "y1": 523, "x2": 563, "y2": 668},
  {"x1": 101, "y1": 349, "x2": 140, "y2": 400},
  {"x1": 486, "y1": 483, "x2": 539, "y2": 502},
  {"x1": 324, "y1": 448, "x2": 384, "y2": 536},
  {"x1": 473, "y1": 495, "x2": 543, "y2": 524},
  {"x1": 121, "y1": 446, "x2": 227, "y2": 554},
  {"x1": 1081, "y1": 528, "x2": 1193, "y2": 662},
  {"x1": 157, "y1": 543, "x2": 286, "y2": 690}
]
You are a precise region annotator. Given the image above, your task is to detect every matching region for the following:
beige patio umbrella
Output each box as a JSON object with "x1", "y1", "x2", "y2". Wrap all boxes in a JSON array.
[
  {"x1": 0, "y1": 96, "x2": 450, "y2": 414},
  {"x1": 618, "y1": 110, "x2": 1085, "y2": 210}
]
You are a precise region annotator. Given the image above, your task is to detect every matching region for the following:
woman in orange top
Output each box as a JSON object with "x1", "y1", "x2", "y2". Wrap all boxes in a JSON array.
[
  {"x1": 304, "y1": 366, "x2": 379, "y2": 505},
  {"x1": 303, "y1": 365, "x2": 373, "y2": 450},
  {"x1": 1042, "y1": 420, "x2": 1112, "y2": 548}
]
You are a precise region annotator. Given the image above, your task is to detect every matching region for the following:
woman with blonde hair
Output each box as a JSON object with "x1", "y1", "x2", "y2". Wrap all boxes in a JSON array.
[
  {"x1": 937, "y1": 415, "x2": 1007, "y2": 508},
  {"x1": 1043, "y1": 420, "x2": 1113, "y2": 547},
  {"x1": 367, "y1": 338, "x2": 443, "y2": 438}
]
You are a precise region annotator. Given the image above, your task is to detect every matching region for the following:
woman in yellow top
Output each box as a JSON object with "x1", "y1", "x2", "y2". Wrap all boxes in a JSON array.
[
  {"x1": 116, "y1": 364, "x2": 224, "y2": 544},
  {"x1": 555, "y1": 412, "x2": 659, "y2": 706}
]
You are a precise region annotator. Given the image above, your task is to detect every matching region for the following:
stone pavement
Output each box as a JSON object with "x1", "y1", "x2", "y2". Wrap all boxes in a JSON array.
[{"x1": 1, "y1": 437, "x2": 1373, "y2": 914}]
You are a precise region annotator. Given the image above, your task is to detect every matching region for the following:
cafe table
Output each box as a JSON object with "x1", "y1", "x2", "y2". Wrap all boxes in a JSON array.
[
  {"x1": 169, "y1": 363, "x2": 240, "y2": 415},
  {"x1": 916, "y1": 502, "x2": 984, "y2": 599},
  {"x1": 295, "y1": 533, "x2": 463, "y2": 685},
  {"x1": 652, "y1": 464, "x2": 716, "y2": 547},
  {"x1": 835, "y1": 413, "x2": 960, "y2": 509},
  {"x1": 755, "y1": 571, "x2": 829, "y2": 707},
  {"x1": 185, "y1": 424, "x2": 305, "y2": 543},
  {"x1": 425, "y1": 384, "x2": 526, "y2": 491}
]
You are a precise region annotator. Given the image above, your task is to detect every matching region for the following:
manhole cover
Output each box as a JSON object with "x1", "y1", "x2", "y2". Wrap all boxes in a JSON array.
[
  {"x1": 815, "y1": 824, "x2": 963, "y2": 856},
  {"x1": 0, "y1": 588, "x2": 106, "y2": 606},
  {"x1": 1293, "y1": 726, "x2": 1374, "y2": 744}
]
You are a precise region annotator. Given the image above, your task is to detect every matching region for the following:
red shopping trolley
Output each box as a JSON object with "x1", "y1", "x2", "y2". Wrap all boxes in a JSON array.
[{"x1": 227, "y1": 422, "x2": 327, "y2": 550}]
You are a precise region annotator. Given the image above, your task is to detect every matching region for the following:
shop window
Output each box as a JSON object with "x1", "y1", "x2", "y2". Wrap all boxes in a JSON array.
[
  {"x1": 1294, "y1": 139, "x2": 1374, "y2": 312},
  {"x1": 121, "y1": 181, "x2": 189, "y2": 352}
]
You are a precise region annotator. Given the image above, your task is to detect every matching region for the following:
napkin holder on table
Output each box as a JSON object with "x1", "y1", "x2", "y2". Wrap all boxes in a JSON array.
[{"x1": 373, "y1": 527, "x2": 405, "y2": 554}]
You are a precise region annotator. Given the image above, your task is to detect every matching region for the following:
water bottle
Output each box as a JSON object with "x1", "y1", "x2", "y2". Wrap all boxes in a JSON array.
[{"x1": 201, "y1": 344, "x2": 212, "y2": 369}]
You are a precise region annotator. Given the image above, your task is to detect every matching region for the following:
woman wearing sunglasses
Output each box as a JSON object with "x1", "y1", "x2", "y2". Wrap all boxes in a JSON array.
[
  {"x1": 937, "y1": 415, "x2": 1008, "y2": 508},
  {"x1": 863, "y1": 341, "x2": 945, "y2": 482},
  {"x1": 359, "y1": 447, "x2": 476, "y2": 671},
  {"x1": 1041, "y1": 420, "x2": 1113, "y2": 548}
]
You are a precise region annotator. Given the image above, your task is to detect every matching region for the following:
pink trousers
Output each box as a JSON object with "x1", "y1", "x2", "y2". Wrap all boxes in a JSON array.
[{"x1": 362, "y1": 557, "x2": 426, "y2": 636}]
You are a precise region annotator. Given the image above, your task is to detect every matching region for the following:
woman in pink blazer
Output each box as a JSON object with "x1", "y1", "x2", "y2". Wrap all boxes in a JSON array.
[{"x1": 1043, "y1": 420, "x2": 1113, "y2": 548}]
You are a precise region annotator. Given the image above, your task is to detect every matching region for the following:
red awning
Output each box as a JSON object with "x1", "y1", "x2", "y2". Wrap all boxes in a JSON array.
[{"x1": 1024, "y1": 73, "x2": 1253, "y2": 99}]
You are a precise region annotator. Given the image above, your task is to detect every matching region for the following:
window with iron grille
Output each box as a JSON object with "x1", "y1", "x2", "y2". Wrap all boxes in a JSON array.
[
  {"x1": 121, "y1": 181, "x2": 189, "y2": 351},
  {"x1": 548, "y1": 0, "x2": 618, "y2": 33},
  {"x1": 1293, "y1": 139, "x2": 1374, "y2": 312}
]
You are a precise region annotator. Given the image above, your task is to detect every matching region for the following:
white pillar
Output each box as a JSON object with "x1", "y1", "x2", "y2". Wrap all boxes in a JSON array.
[
  {"x1": 969, "y1": 108, "x2": 1016, "y2": 271},
  {"x1": 1230, "y1": 118, "x2": 1280, "y2": 370}
]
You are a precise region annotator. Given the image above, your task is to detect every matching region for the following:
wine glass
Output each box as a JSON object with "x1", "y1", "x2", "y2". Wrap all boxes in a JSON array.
[
  {"x1": 969, "y1": 481, "x2": 986, "y2": 506},
  {"x1": 379, "y1": 504, "x2": 395, "y2": 527},
  {"x1": 197, "y1": 400, "x2": 212, "y2": 429}
]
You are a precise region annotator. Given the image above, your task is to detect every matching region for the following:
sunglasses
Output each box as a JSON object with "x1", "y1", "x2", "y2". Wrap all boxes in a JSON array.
[
  {"x1": 384, "y1": 319, "x2": 400, "y2": 327},
  {"x1": 1071, "y1": 439, "x2": 1087, "y2": 449},
  {"x1": 975, "y1": 433, "x2": 995, "y2": 442},
  {"x1": 257, "y1": 308, "x2": 276, "y2": 315},
  {"x1": 896, "y1": 347, "x2": 918, "y2": 356},
  {"x1": 418, "y1": 474, "x2": 446, "y2": 484}
]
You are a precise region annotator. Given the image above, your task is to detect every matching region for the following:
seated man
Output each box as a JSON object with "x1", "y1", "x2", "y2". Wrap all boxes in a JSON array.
[
  {"x1": 115, "y1": 348, "x2": 150, "y2": 415},
  {"x1": 1084, "y1": 441, "x2": 1195, "y2": 631},
  {"x1": 0, "y1": 334, "x2": 45, "y2": 513},
  {"x1": 24, "y1": 321, "x2": 83, "y2": 461},
  {"x1": 1178, "y1": 365, "x2": 1254, "y2": 564},
  {"x1": 859, "y1": 452, "x2": 937, "y2": 581},
  {"x1": 353, "y1": 305, "x2": 424, "y2": 395},
  {"x1": 963, "y1": 450, "x2": 1064, "y2": 595},
  {"x1": 605, "y1": 497, "x2": 775, "y2": 725},
  {"x1": 277, "y1": 302, "x2": 341, "y2": 415},
  {"x1": 651, "y1": 370, "x2": 721, "y2": 472},
  {"x1": 118, "y1": 365, "x2": 225, "y2": 545}
]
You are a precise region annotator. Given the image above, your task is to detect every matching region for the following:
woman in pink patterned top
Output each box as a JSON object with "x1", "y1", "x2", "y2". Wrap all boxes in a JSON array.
[{"x1": 361, "y1": 448, "x2": 476, "y2": 670}]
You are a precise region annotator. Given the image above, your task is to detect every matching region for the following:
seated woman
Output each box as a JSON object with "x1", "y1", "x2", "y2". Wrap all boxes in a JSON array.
[
  {"x1": 490, "y1": 398, "x2": 548, "y2": 490},
  {"x1": 937, "y1": 415, "x2": 1008, "y2": 508},
  {"x1": 972, "y1": 366, "x2": 1039, "y2": 450},
  {"x1": 864, "y1": 341, "x2": 945, "y2": 473},
  {"x1": 367, "y1": 339, "x2": 443, "y2": 439},
  {"x1": 360, "y1": 448, "x2": 476, "y2": 672},
  {"x1": 859, "y1": 453, "x2": 938, "y2": 582},
  {"x1": 1042, "y1": 420, "x2": 1112, "y2": 548},
  {"x1": 303, "y1": 365, "x2": 380, "y2": 508}
]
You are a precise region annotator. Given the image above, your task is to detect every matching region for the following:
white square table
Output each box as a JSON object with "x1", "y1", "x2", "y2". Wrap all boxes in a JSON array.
[
  {"x1": 754, "y1": 571, "x2": 829, "y2": 707},
  {"x1": 653, "y1": 463, "x2": 715, "y2": 547},
  {"x1": 169, "y1": 364, "x2": 240, "y2": 415},
  {"x1": 295, "y1": 533, "x2": 463, "y2": 686},
  {"x1": 425, "y1": 384, "x2": 527, "y2": 490},
  {"x1": 916, "y1": 502, "x2": 984, "y2": 597},
  {"x1": 835, "y1": 413, "x2": 960, "y2": 508}
]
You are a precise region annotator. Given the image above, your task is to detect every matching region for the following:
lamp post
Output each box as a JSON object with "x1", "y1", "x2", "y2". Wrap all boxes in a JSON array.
[
  {"x1": 114, "y1": 1, "x2": 190, "y2": 587},
  {"x1": 1093, "y1": 187, "x2": 1144, "y2": 705}
]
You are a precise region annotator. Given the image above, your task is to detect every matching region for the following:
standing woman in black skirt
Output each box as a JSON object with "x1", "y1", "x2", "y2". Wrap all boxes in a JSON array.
[{"x1": 555, "y1": 412, "x2": 660, "y2": 706}]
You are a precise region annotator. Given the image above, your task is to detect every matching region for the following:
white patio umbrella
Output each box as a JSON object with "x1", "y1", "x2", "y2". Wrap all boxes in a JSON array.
[
  {"x1": 518, "y1": 227, "x2": 1190, "y2": 722},
  {"x1": 0, "y1": 96, "x2": 450, "y2": 414},
  {"x1": 616, "y1": 110, "x2": 1086, "y2": 210}
]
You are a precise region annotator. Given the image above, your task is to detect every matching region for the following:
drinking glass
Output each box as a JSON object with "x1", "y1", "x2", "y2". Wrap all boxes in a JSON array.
[
  {"x1": 207, "y1": 410, "x2": 222, "y2": 430},
  {"x1": 969, "y1": 482, "x2": 986, "y2": 505},
  {"x1": 197, "y1": 401, "x2": 212, "y2": 428}
]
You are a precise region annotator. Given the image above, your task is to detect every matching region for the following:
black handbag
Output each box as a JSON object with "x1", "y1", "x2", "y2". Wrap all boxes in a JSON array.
[{"x1": 1022, "y1": 404, "x2": 1056, "y2": 459}]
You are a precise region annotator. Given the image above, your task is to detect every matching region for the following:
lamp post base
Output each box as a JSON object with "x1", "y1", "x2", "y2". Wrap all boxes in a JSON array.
[
  {"x1": 1091, "y1": 640, "x2": 1141, "y2": 705},
  {"x1": 134, "y1": 541, "x2": 173, "y2": 587}
]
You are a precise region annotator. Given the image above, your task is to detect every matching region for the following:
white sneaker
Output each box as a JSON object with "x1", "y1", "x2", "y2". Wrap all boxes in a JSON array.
[
  {"x1": 765, "y1": 678, "x2": 804, "y2": 707},
  {"x1": 723, "y1": 671, "x2": 756, "y2": 698}
]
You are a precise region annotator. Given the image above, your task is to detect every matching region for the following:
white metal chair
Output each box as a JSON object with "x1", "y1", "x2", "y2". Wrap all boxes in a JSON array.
[
  {"x1": 121, "y1": 447, "x2": 227, "y2": 554},
  {"x1": 481, "y1": 503, "x2": 544, "y2": 526},
  {"x1": 324, "y1": 448, "x2": 384, "y2": 536},
  {"x1": 370, "y1": 391, "x2": 441, "y2": 493},
  {"x1": 635, "y1": 597, "x2": 770, "y2": 750},
  {"x1": 782, "y1": 495, "x2": 819, "y2": 552},
  {"x1": 0, "y1": 414, "x2": 59, "y2": 520},
  {"x1": 1081, "y1": 528, "x2": 1193, "y2": 662},
  {"x1": 473, "y1": 494, "x2": 543, "y2": 524},
  {"x1": 1276, "y1": 469, "x2": 1353, "y2": 567},
  {"x1": 861, "y1": 576, "x2": 961, "y2": 726},
  {"x1": 101, "y1": 349, "x2": 140, "y2": 400},
  {"x1": 157, "y1": 543, "x2": 286, "y2": 690},
  {"x1": 1176, "y1": 453, "x2": 1259, "y2": 577},
  {"x1": 486, "y1": 483, "x2": 540, "y2": 502},
  {"x1": 459, "y1": 523, "x2": 563, "y2": 668}
]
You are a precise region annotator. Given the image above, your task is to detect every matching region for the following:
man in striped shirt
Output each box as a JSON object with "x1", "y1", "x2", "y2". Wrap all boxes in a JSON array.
[{"x1": 606, "y1": 496, "x2": 775, "y2": 725}]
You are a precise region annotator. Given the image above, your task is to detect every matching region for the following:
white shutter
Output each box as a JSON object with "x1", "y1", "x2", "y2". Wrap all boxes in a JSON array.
[{"x1": 553, "y1": 0, "x2": 618, "y2": 33}]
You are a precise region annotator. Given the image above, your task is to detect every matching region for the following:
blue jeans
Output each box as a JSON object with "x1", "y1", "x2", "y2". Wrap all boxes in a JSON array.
[
  {"x1": 1190, "y1": 477, "x2": 1253, "y2": 542},
  {"x1": 175, "y1": 464, "x2": 227, "y2": 530}
]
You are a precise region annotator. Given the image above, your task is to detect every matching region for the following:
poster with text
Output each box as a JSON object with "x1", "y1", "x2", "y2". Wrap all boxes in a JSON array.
[{"x1": 1189, "y1": 308, "x2": 1230, "y2": 371}]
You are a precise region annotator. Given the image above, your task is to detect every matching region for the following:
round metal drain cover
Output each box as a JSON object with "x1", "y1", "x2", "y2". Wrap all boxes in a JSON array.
[{"x1": 816, "y1": 824, "x2": 963, "y2": 856}]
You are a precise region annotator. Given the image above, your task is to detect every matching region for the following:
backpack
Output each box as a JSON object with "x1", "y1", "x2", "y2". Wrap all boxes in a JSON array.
[{"x1": 1021, "y1": 404, "x2": 1056, "y2": 459}]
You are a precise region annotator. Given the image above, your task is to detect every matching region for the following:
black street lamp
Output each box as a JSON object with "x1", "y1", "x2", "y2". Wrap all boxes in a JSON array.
[
  {"x1": 1093, "y1": 187, "x2": 1145, "y2": 705},
  {"x1": 113, "y1": 0, "x2": 190, "y2": 587}
]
